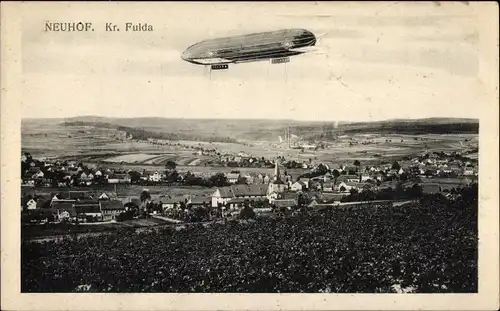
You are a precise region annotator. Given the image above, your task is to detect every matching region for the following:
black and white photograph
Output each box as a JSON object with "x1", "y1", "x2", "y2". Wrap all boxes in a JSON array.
[{"x1": 1, "y1": 1, "x2": 499, "y2": 310}]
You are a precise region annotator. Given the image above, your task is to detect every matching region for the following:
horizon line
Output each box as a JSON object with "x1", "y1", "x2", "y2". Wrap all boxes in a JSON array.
[{"x1": 21, "y1": 115, "x2": 480, "y2": 123}]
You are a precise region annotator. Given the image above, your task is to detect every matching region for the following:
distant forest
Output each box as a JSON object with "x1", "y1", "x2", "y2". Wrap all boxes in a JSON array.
[
  {"x1": 293, "y1": 121, "x2": 479, "y2": 140},
  {"x1": 62, "y1": 121, "x2": 238, "y2": 143},
  {"x1": 341, "y1": 122, "x2": 479, "y2": 135}
]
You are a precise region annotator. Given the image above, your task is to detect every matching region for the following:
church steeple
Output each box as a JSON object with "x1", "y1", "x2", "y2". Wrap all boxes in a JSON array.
[
  {"x1": 268, "y1": 158, "x2": 286, "y2": 200},
  {"x1": 274, "y1": 160, "x2": 281, "y2": 181}
]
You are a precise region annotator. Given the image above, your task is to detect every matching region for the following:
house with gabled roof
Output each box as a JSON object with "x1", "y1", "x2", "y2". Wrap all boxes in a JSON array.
[
  {"x1": 80, "y1": 172, "x2": 89, "y2": 181},
  {"x1": 74, "y1": 200, "x2": 102, "y2": 221},
  {"x1": 51, "y1": 202, "x2": 77, "y2": 221},
  {"x1": 98, "y1": 192, "x2": 118, "y2": 201},
  {"x1": 337, "y1": 175, "x2": 360, "y2": 183},
  {"x1": 226, "y1": 197, "x2": 250, "y2": 209},
  {"x1": 212, "y1": 187, "x2": 234, "y2": 207},
  {"x1": 360, "y1": 173, "x2": 372, "y2": 182},
  {"x1": 188, "y1": 196, "x2": 211, "y2": 207},
  {"x1": 160, "y1": 196, "x2": 186, "y2": 210},
  {"x1": 346, "y1": 182, "x2": 372, "y2": 191},
  {"x1": 322, "y1": 181, "x2": 335, "y2": 192},
  {"x1": 290, "y1": 181, "x2": 306, "y2": 192},
  {"x1": 26, "y1": 198, "x2": 38, "y2": 210},
  {"x1": 462, "y1": 167, "x2": 475, "y2": 176},
  {"x1": 211, "y1": 184, "x2": 269, "y2": 208},
  {"x1": 334, "y1": 181, "x2": 351, "y2": 193},
  {"x1": 22, "y1": 177, "x2": 35, "y2": 187},
  {"x1": 108, "y1": 173, "x2": 131, "y2": 184},
  {"x1": 100, "y1": 200, "x2": 125, "y2": 221},
  {"x1": 226, "y1": 172, "x2": 240, "y2": 184},
  {"x1": 32, "y1": 170, "x2": 44, "y2": 180},
  {"x1": 242, "y1": 174, "x2": 254, "y2": 184}
]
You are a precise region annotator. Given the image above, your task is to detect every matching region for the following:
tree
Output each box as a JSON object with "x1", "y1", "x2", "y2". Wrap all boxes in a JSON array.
[
  {"x1": 124, "y1": 202, "x2": 139, "y2": 216},
  {"x1": 400, "y1": 173, "x2": 408, "y2": 181},
  {"x1": 239, "y1": 206, "x2": 255, "y2": 219},
  {"x1": 253, "y1": 200, "x2": 269, "y2": 209},
  {"x1": 165, "y1": 169, "x2": 179, "y2": 183},
  {"x1": 209, "y1": 173, "x2": 229, "y2": 187},
  {"x1": 315, "y1": 163, "x2": 329, "y2": 175},
  {"x1": 360, "y1": 189, "x2": 376, "y2": 201},
  {"x1": 297, "y1": 193, "x2": 308, "y2": 207},
  {"x1": 140, "y1": 190, "x2": 151, "y2": 203},
  {"x1": 184, "y1": 173, "x2": 208, "y2": 187},
  {"x1": 332, "y1": 169, "x2": 340, "y2": 179},
  {"x1": 353, "y1": 160, "x2": 361, "y2": 167},
  {"x1": 116, "y1": 211, "x2": 134, "y2": 221},
  {"x1": 165, "y1": 161, "x2": 177, "y2": 170},
  {"x1": 129, "y1": 171, "x2": 141, "y2": 184},
  {"x1": 392, "y1": 161, "x2": 401, "y2": 170},
  {"x1": 24, "y1": 152, "x2": 33, "y2": 163}
]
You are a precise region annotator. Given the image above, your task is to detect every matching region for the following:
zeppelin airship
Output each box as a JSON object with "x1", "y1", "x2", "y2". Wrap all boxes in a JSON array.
[{"x1": 181, "y1": 29, "x2": 317, "y2": 70}]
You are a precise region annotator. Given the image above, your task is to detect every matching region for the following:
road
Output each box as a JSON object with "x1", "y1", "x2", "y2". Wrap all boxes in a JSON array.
[{"x1": 22, "y1": 218, "x2": 223, "y2": 244}]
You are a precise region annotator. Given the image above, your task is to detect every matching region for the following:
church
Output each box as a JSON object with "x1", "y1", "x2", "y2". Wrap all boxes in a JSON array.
[{"x1": 267, "y1": 160, "x2": 287, "y2": 202}]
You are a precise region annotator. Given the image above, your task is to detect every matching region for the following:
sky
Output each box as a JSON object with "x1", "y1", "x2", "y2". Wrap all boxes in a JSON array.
[{"x1": 20, "y1": 2, "x2": 484, "y2": 122}]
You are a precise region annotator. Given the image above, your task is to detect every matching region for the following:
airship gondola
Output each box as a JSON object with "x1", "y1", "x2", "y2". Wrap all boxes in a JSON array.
[{"x1": 181, "y1": 29, "x2": 317, "y2": 70}]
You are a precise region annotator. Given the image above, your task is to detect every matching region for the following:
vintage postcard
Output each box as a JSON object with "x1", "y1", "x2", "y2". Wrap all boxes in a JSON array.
[{"x1": 1, "y1": 1, "x2": 499, "y2": 310}]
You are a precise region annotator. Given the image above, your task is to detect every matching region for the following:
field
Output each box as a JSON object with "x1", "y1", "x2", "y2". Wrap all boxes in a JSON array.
[
  {"x1": 103, "y1": 152, "x2": 215, "y2": 166},
  {"x1": 22, "y1": 117, "x2": 479, "y2": 171}
]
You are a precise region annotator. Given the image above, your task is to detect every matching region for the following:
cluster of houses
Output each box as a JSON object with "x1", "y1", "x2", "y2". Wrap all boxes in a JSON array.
[
  {"x1": 20, "y1": 153, "x2": 291, "y2": 188},
  {"x1": 22, "y1": 191, "x2": 128, "y2": 223},
  {"x1": 216, "y1": 150, "x2": 314, "y2": 169},
  {"x1": 21, "y1": 150, "x2": 478, "y2": 223},
  {"x1": 21, "y1": 155, "x2": 133, "y2": 188},
  {"x1": 21, "y1": 161, "x2": 297, "y2": 223}
]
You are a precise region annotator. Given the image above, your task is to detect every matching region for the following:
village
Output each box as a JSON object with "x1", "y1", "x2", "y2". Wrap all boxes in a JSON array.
[{"x1": 21, "y1": 146, "x2": 478, "y2": 225}]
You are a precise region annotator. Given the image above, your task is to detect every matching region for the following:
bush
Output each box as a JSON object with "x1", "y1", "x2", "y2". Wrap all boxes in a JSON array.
[
  {"x1": 116, "y1": 211, "x2": 134, "y2": 222},
  {"x1": 239, "y1": 207, "x2": 256, "y2": 220}
]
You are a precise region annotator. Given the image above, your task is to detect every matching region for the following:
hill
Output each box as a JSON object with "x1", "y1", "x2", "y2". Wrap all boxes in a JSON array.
[
  {"x1": 22, "y1": 117, "x2": 478, "y2": 143},
  {"x1": 293, "y1": 118, "x2": 478, "y2": 141}
]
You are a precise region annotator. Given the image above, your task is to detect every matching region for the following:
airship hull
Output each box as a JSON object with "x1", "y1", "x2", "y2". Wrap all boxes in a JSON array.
[{"x1": 181, "y1": 29, "x2": 316, "y2": 65}]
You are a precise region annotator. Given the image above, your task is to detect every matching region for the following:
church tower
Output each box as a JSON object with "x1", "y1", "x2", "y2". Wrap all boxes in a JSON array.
[
  {"x1": 274, "y1": 160, "x2": 281, "y2": 181},
  {"x1": 267, "y1": 159, "x2": 286, "y2": 200}
]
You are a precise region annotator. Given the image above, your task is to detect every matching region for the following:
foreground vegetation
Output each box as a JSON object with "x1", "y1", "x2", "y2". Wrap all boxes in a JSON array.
[{"x1": 22, "y1": 185, "x2": 477, "y2": 293}]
